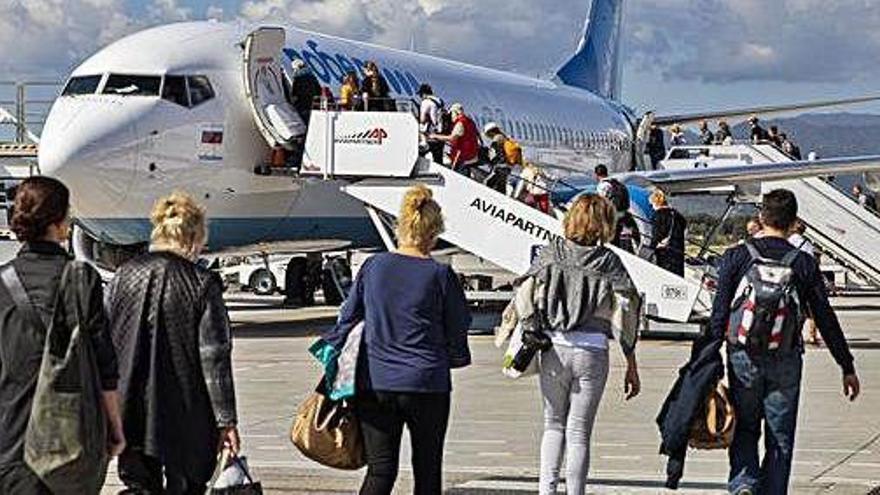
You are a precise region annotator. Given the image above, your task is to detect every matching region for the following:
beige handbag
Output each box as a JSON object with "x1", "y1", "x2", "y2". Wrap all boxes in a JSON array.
[
  {"x1": 290, "y1": 387, "x2": 365, "y2": 470},
  {"x1": 689, "y1": 383, "x2": 736, "y2": 450}
]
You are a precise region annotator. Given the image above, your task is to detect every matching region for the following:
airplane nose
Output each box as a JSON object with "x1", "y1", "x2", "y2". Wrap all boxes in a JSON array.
[{"x1": 39, "y1": 97, "x2": 145, "y2": 212}]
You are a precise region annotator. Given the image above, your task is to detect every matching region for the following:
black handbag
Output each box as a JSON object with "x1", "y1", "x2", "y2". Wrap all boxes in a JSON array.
[
  {"x1": 210, "y1": 452, "x2": 263, "y2": 494},
  {"x1": 510, "y1": 309, "x2": 553, "y2": 373}
]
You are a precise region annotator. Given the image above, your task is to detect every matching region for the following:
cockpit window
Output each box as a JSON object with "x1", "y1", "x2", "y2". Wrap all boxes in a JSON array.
[
  {"x1": 62, "y1": 75, "x2": 102, "y2": 96},
  {"x1": 162, "y1": 75, "x2": 189, "y2": 107},
  {"x1": 102, "y1": 74, "x2": 161, "y2": 96},
  {"x1": 187, "y1": 76, "x2": 215, "y2": 107}
]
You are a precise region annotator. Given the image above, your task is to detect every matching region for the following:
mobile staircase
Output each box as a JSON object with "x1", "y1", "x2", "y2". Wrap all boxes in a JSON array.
[
  {"x1": 756, "y1": 146, "x2": 880, "y2": 288},
  {"x1": 662, "y1": 144, "x2": 880, "y2": 289},
  {"x1": 297, "y1": 109, "x2": 711, "y2": 327}
]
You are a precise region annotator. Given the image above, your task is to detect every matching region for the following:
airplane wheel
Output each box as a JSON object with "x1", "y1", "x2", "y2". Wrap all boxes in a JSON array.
[
  {"x1": 250, "y1": 269, "x2": 276, "y2": 296},
  {"x1": 284, "y1": 257, "x2": 309, "y2": 305}
]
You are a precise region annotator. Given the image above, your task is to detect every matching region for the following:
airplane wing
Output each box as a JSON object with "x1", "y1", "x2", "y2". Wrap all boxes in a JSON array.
[
  {"x1": 652, "y1": 95, "x2": 880, "y2": 127},
  {"x1": 619, "y1": 155, "x2": 880, "y2": 193},
  {"x1": 210, "y1": 239, "x2": 353, "y2": 257}
]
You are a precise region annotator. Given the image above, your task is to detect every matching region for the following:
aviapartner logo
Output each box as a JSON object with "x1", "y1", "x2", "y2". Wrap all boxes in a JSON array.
[{"x1": 336, "y1": 128, "x2": 389, "y2": 145}]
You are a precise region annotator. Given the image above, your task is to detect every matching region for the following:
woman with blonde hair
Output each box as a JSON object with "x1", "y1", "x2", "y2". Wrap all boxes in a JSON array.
[
  {"x1": 509, "y1": 194, "x2": 642, "y2": 495},
  {"x1": 649, "y1": 188, "x2": 688, "y2": 276},
  {"x1": 323, "y1": 184, "x2": 472, "y2": 495},
  {"x1": 108, "y1": 192, "x2": 239, "y2": 495},
  {"x1": 339, "y1": 71, "x2": 361, "y2": 111},
  {"x1": 515, "y1": 161, "x2": 551, "y2": 213}
]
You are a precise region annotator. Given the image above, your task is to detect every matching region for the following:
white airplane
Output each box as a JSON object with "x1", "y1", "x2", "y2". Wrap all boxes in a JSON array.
[{"x1": 38, "y1": 0, "x2": 880, "y2": 266}]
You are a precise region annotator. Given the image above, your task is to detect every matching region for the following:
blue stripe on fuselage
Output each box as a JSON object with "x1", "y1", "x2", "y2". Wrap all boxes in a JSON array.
[
  {"x1": 283, "y1": 40, "x2": 423, "y2": 97},
  {"x1": 77, "y1": 216, "x2": 381, "y2": 250}
]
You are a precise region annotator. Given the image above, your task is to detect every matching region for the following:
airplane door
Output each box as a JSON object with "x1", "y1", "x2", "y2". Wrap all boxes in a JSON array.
[
  {"x1": 242, "y1": 27, "x2": 290, "y2": 148},
  {"x1": 634, "y1": 111, "x2": 653, "y2": 170}
]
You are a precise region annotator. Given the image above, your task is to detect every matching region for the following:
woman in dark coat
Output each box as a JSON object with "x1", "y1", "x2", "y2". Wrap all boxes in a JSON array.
[
  {"x1": 649, "y1": 189, "x2": 688, "y2": 276},
  {"x1": 0, "y1": 177, "x2": 124, "y2": 494},
  {"x1": 362, "y1": 60, "x2": 393, "y2": 111},
  {"x1": 108, "y1": 192, "x2": 238, "y2": 495}
]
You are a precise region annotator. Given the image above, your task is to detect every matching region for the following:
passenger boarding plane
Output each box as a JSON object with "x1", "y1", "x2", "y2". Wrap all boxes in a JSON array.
[{"x1": 37, "y1": 0, "x2": 880, "y2": 267}]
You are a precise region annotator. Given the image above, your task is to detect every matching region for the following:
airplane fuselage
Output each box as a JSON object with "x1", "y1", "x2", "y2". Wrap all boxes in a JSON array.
[{"x1": 39, "y1": 21, "x2": 636, "y2": 249}]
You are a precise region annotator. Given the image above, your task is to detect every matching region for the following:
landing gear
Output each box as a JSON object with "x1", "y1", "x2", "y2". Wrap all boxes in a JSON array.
[
  {"x1": 322, "y1": 256, "x2": 352, "y2": 305},
  {"x1": 71, "y1": 223, "x2": 147, "y2": 272},
  {"x1": 283, "y1": 254, "x2": 322, "y2": 306}
]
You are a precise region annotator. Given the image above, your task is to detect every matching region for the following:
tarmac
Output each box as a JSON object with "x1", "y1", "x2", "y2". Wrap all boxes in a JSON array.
[
  {"x1": 1, "y1": 232, "x2": 871, "y2": 494},
  {"x1": 98, "y1": 292, "x2": 880, "y2": 494}
]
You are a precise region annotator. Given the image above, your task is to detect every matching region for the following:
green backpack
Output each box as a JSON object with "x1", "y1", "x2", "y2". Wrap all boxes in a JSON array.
[{"x1": 1, "y1": 262, "x2": 109, "y2": 495}]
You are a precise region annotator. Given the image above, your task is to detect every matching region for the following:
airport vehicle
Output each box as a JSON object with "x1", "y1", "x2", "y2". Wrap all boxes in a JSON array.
[
  {"x1": 217, "y1": 241, "x2": 352, "y2": 304},
  {"x1": 221, "y1": 252, "x2": 301, "y2": 296},
  {"x1": 37, "y1": 0, "x2": 880, "y2": 267}
]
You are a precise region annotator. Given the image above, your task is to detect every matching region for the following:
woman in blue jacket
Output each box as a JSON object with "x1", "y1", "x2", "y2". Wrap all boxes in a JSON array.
[{"x1": 323, "y1": 184, "x2": 472, "y2": 495}]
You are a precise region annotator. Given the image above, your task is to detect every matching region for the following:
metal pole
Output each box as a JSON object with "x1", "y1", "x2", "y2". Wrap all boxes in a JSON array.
[
  {"x1": 15, "y1": 83, "x2": 25, "y2": 143},
  {"x1": 697, "y1": 194, "x2": 737, "y2": 260},
  {"x1": 365, "y1": 205, "x2": 396, "y2": 251}
]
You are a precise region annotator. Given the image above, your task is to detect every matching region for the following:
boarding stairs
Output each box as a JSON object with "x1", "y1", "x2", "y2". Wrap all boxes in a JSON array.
[
  {"x1": 662, "y1": 144, "x2": 880, "y2": 288},
  {"x1": 751, "y1": 146, "x2": 880, "y2": 287},
  {"x1": 299, "y1": 110, "x2": 708, "y2": 324}
]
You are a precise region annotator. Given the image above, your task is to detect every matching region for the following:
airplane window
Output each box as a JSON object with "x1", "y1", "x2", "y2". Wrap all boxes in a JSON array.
[
  {"x1": 162, "y1": 76, "x2": 189, "y2": 107},
  {"x1": 103, "y1": 74, "x2": 161, "y2": 96},
  {"x1": 62, "y1": 75, "x2": 102, "y2": 96},
  {"x1": 188, "y1": 76, "x2": 215, "y2": 107}
]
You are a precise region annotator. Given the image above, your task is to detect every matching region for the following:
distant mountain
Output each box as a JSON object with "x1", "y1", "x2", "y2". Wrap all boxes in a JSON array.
[
  {"x1": 672, "y1": 112, "x2": 880, "y2": 216},
  {"x1": 734, "y1": 112, "x2": 880, "y2": 158}
]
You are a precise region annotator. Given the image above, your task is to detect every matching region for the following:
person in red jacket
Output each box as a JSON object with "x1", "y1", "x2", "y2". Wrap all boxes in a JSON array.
[{"x1": 431, "y1": 103, "x2": 480, "y2": 178}]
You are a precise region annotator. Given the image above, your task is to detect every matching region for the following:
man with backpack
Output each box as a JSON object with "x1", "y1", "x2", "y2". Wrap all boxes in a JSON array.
[
  {"x1": 483, "y1": 122, "x2": 523, "y2": 195},
  {"x1": 431, "y1": 103, "x2": 480, "y2": 177},
  {"x1": 594, "y1": 165, "x2": 640, "y2": 253},
  {"x1": 417, "y1": 84, "x2": 448, "y2": 165},
  {"x1": 710, "y1": 189, "x2": 860, "y2": 495}
]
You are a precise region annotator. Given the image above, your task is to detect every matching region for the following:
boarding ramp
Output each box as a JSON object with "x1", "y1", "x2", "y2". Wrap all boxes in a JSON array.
[
  {"x1": 662, "y1": 144, "x2": 880, "y2": 287},
  {"x1": 755, "y1": 145, "x2": 880, "y2": 286},
  {"x1": 300, "y1": 110, "x2": 705, "y2": 324}
]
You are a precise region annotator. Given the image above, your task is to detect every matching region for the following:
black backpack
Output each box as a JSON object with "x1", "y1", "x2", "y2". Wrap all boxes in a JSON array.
[
  {"x1": 428, "y1": 96, "x2": 453, "y2": 135},
  {"x1": 602, "y1": 178, "x2": 631, "y2": 213},
  {"x1": 726, "y1": 243, "x2": 804, "y2": 353}
]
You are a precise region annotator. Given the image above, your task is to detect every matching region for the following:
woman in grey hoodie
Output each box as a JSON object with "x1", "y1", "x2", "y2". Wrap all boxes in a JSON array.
[{"x1": 513, "y1": 193, "x2": 642, "y2": 495}]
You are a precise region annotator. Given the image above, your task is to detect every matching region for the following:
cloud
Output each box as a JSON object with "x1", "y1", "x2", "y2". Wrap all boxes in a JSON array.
[
  {"x1": 237, "y1": 0, "x2": 587, "y2": 75},
  {"x1": 625, "y1": 0, "x2": 880, "y2": 83},
  {"x1": 236, "y1": 0, "x2": 880, "y2": 83},
  {"x1": 1, "y1": 0, "x2": 876, "y2": 86},
  {"x1": 0, "y1": 0, "x2": 192, "y2": 79}
]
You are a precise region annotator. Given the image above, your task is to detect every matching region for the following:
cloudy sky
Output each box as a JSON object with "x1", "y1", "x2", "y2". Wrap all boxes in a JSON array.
[{"x1": 3, "y1": 0, "x2": 880, "y2": 115}]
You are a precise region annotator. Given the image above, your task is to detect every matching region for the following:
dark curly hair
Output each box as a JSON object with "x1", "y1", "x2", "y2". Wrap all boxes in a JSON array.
[{"x1": 10, "y1": 177, "x2": 70, "y2": 242}]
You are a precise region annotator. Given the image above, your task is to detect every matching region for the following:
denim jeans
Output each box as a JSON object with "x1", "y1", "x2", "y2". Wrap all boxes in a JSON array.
[
  {"x1": 538, "y1": 345, "x2": 609, "y2": 495},
  {"x1": 727, "y1": 349, "x2": 803, "y2": 495}
]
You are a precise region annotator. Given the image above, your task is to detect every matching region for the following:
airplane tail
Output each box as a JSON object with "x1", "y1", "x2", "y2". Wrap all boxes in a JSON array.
[{"x1": 556, "y1": 0, "x2": 625, "y2": 101}]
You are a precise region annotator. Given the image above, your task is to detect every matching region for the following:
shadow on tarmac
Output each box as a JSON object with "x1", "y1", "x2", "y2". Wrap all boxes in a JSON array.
[
  {"x1": 230, "y1": 318, "x2": 336, "y2": 339},
  {"x1": 445, "y1": 475, "x2": 728, "y2": 493}
]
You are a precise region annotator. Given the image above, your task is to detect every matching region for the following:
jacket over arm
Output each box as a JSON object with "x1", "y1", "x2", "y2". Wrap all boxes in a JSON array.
[{"x1": 198, "y1": 273, "x2": 238, "y2": 427}]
